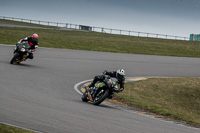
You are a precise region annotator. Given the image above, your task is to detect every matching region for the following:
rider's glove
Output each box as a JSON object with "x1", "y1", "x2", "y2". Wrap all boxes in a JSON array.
[
  {"x1": 28, "y1": 49, "x2": 35, "y2": 53},
  {"x1": 35, "y1": 45, "x2": 38, "y2": 49},
  {"x1": 103, "y1": 70, "x2": 107, "y2": 75}
]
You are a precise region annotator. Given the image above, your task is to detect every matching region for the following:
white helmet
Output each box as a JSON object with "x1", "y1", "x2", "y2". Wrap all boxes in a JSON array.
[{"x1": 116, "y1": 69, "x2": 125, "y2": 79}]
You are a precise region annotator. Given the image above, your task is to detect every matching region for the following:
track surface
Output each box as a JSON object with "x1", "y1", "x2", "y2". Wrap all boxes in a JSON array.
[
  {"x1": 0, "y1": 23, "x2": 52, "y2": 29},
  {"x1": 0, "y1": 44, "x2": 200, "y2": 133}
]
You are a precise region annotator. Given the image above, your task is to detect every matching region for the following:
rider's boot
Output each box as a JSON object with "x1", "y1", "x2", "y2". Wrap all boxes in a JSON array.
[
  {"x1": 27, "y1": 53, "x2": 34, "y2": 59},
  {"x1": 88, "y1": 82, "x2": 95, "y2": 88},
  {"x1": 88, "y1": 82, "x2": 95, "y2": 92}
]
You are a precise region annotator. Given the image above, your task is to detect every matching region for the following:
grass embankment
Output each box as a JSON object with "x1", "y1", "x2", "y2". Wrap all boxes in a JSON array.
[
  {"x1": 0, "y1": 123, "x2": 36, "y2": 133},
  {"x1": 116, "y1": 78, "x2": 200, "y2": 126},
  {"x1": 0, "y1": 24, "x2": 200, "y2": 57},
  {"x1": 0, "y1": 19, "x2": 57, "y2": 29}
]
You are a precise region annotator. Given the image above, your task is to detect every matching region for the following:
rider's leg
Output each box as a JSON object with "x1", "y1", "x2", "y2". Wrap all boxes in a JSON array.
[{"x1": 28, "y1": 53, "x2": 34, "y2": 59}]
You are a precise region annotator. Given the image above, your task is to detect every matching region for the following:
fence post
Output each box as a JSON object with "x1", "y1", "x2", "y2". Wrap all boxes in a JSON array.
[
  {"x1": 110, "y1": 29, "x2": 112, "y2": 34},
  {"x1": 138, "y1": 32, "x2": 140, "y2": 37},
  {"x1": 57, "y1": 22, "x2": 58, "y2": 27}
]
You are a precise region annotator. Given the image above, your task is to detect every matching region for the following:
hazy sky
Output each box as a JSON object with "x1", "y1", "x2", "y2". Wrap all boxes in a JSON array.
[{"x1": 1, "y1": 0, "x2": 200, "y2": 37}]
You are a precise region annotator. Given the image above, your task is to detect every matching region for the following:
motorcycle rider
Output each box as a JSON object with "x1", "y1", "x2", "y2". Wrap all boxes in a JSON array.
[
  {"x1": 88, "y1": 69, "x2": 126, "y2": 98},
  {"x1": 14, "y1": 33, "x2": 39, "y2": 59}
]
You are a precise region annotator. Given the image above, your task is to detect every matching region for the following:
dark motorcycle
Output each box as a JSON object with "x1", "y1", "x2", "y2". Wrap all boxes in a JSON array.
[
  {"x1": 82, "y1": 76, "x2": 119, "y2": 105},
  {"x1": 10, "y1": 42, "x2": 31, "y2": 64}
]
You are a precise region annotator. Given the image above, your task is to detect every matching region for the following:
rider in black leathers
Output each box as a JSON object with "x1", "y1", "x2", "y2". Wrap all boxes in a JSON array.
[{"x1": 88, "y1": 69, "x2": 126, "y2": 97}]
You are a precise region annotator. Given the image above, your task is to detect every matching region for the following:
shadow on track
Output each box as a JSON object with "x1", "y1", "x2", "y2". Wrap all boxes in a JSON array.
[
  {"x1": 76, "y1": 99, "x2": 117, "y2": 110},
  {"x1": 7, "y1": 61, "x2": 45, "y2": 69}
]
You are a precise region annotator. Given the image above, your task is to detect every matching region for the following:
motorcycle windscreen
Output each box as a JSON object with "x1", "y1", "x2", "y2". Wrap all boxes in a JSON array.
[{"x1": 18, "y1": 42, "x2": 30, "y2": 50}]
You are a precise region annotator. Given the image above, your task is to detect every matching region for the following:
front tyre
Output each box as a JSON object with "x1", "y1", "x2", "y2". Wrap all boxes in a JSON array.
[
  {"x1": 93, "y1": 90, "x2": 109, "y2": 105},
  {"x1": 82, "y1": 92, "x2": 89, "y2": 102},
  {"x1": 10, "y1": 53, "x2": 19, "y2": 64}
]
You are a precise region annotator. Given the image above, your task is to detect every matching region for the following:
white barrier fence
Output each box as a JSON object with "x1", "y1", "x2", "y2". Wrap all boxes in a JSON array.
[{"x1": 0, "y1": 16, "x2": 189, "y2": 41}]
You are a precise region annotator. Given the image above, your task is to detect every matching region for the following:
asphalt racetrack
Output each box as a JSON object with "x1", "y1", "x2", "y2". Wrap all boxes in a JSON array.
[{"x1": 0, "y1": 44, "x2": 200, "y2": 133}]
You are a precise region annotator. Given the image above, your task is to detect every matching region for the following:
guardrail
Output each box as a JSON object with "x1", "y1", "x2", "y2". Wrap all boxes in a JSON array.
[{"x1": 0, "y1": 16, "x2": 189, "y2": 41}]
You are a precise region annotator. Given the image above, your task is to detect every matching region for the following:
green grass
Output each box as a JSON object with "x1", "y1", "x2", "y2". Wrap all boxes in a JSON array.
[
  {"x1": 0, "y1": 123, "x2": 36, "y2": 133},
  {"x1": 0, "y1": 20, "x2": 200, "y2": 57},
  {"x1": 116, "y1": 78, "x2": 200, "y2": 126}
]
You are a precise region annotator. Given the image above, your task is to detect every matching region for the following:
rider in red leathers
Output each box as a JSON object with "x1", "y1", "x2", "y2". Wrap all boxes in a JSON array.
[{"x1": 14, "y1": 33, "x2": 39, "y2": 59}]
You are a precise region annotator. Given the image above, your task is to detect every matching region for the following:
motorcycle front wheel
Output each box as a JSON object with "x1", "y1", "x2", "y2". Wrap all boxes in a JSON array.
[
  {"x1": 10, "y1": 53, "x2": 19, "y2": 64},
  {"x1": 81, "y1": 91, "x2": 89, "y2": 102},
  {"x1": 93, "y1": 89, "x2": 109, "y2": 105}
]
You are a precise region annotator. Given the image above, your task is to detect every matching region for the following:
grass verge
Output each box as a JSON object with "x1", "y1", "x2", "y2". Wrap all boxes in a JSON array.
[
  {"x1": 0, "y1": 25, "x2": 200, "y2": 58},
  {"x1": 115, "y1": 78, "x2": 200, "y2": 127},
  {"x1": 0, "y1": 123, "x2": 36, "y2": 133}
]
